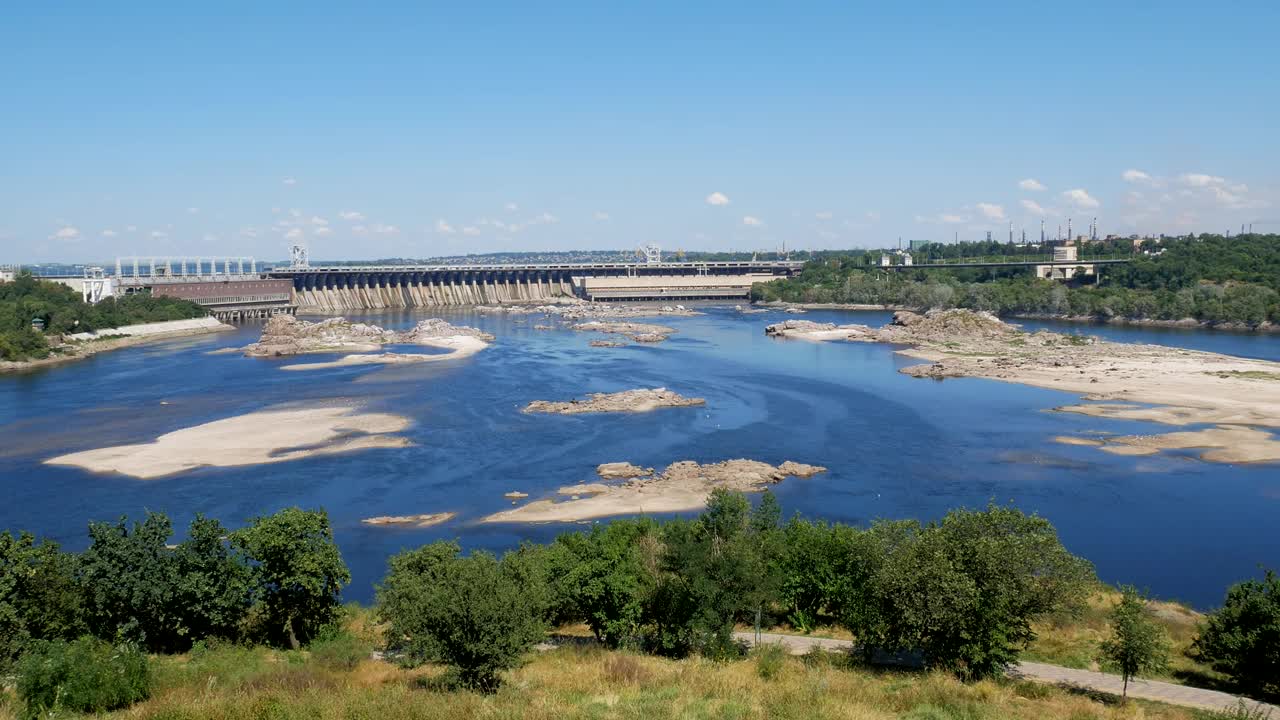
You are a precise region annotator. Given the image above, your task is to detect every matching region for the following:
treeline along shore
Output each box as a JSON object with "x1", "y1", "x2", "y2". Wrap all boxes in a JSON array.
[
  {"x1": 752, "y1": 233, "x2": 1280, "y2": 331},
  {"x1": 2, "y1": 496, "x2": 1276, "y2": 717}
]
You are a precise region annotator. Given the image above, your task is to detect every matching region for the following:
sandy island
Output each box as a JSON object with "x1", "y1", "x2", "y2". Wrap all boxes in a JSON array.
[
  {"x1": 242, "y1": 316, "x2": 494, "y2": 370},
  {"x1": 522, "y1": 388, "x2": 706, "y2": 415},
  {"x1": 44, "y1": 406, "x2": 412, "y2": 479},
  {"x1": 572, "y1": 321, "x2": 676, "y2": 343},
  {"x1": 767, "y1": 310, "x2": 1280, "y2": 464},
  {"x1": 483, "y1": 459, "x2": 826, "y2": 523}
]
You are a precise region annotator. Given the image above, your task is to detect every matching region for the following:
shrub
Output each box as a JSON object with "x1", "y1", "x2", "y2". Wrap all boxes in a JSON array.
[
  {"x1": 309, "y1": 625, "x2": 370, "y2": 671},
  {"x1": 0, "y1": 532, "x2": 84, "y2": 669},
  {"x1": 376, "y1": 542, "x2": 546, "y2": 692},
  {"x1": 753, "y1": 642, "x2": 787, "y2": 680},
  {"x1": 16, "y1": 636, "x2": 150, "y2": 718},
  {"x1": 1193, "y1": 569, "x2": 1280, "y2": 697},
  {"x1": 1099, "y1": 586, "x2": 1169, "y2": 699}
]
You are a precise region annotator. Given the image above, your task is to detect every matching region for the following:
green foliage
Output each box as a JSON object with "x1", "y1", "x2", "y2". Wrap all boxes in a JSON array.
[
  {"x1": 232, "y1": 507, "x2": 350, "y2": 649},
  {"x1": 1099, "y1": 586, "x2": 1170, "y2": 698},
  {"x1": 753, "y1": 234, "x2": 1280, "y2": 327},
  {"x1": 15, "y1": 636, "x2": 150, "y2": 718},
  {"x1": 79, "y1": 512, "x2": 184, "y2": 651},
  {"x1": 376, "y1": 541, "x2": 547, "y2": 692},
  {"x1": 0, "y1": 271, "x2": 206, "y2": 361},
  {"x1": 174, "y1": 515, "x2": 254, "y2": 643},
  {"x1": 0, "y1": 532, "x2": 85, "y2": 669},
  {"x1": 778, "y1": 519, "x2": 879, "y2": 632},
  {"x1": 753, "y1": 642, "x2": 787, "y2": 680},
  {"x1": 552, "y1": 519, "x2": 660, "y2": 648},
  {"x1": 308, "y1": 622, "x2": 371, "y2": 671},
  {"x1": 1193, "y1": 569, "x2": 1280, "y2": 696},
  {"x1": 850, "y1": 505, "x2": 1095, "y2": 679}
]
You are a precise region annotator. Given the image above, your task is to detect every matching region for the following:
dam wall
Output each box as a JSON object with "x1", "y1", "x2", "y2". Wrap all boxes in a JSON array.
[{"x1": 291, "y1": 271, "x2": 575, "y2": 312}]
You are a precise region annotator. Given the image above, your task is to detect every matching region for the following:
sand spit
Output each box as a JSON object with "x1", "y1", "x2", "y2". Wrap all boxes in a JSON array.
[
  {"x1": 523, "y1": 388, "x2": 705, "y2": 415},
  {"x1": 44, "y1": 406, "x2": 411, "y2": 479},
  {"x1": 1053, "y1": 436, "x2": 1105, "y2": 447},
  {"x1": 572, "y1": 321, "x2": 676, "y2": 343},
  {"x1": 280, "y1": 336, "x2": 491, "y2": 371},
  {"x1": 767, "y1": 309, "x2": 1280, "y2": 463},
  {"x1": 362, "y1": 512, "x2": 456, "y2": 528},
  {"x1": 1067, "y1": 425, "x2": 1280, "y2": 464},
  {"x1": 482, "y1": 459, "x2": 826, "y2": 523}
]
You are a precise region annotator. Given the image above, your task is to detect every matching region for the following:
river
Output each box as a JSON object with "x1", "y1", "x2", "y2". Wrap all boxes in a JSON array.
[{"x1": 1, "y1": 306, "x2": 1276, "y2": 608}]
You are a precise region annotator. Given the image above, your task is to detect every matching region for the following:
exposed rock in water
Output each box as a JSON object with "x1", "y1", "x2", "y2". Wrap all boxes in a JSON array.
[
  {"x1": 523, "y1": 388, "x2": 705, "y2": 415},
  {"x1": 597, "y1": 462, "x2": 653, "y2": 479},
  {"x1": 589, "y1": 339, "x2": 628, "y2": 348},
  {"x1": 362, "y1": 512, "x2": 456, "y2": 528},
  {"x1": 243, "y1": 316, "x2": 492, "y2": 357},
  {"x1": 572, "y1": 321, "x2": 676, "y2": 343},
  {"x1": 503, "y1": 491, "x2": 529, "y2": 499},
  {"x1": 558, "y1": 483, "x2": 610, "y2": 495},
  {"x1": 482, "y1": 459, "x2": 827, "y2": 523}
]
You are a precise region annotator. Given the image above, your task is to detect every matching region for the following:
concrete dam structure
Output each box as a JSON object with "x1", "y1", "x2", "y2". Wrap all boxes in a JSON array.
[{"x1": 269, "y1": 261, "x2": 804, "y2": 311}]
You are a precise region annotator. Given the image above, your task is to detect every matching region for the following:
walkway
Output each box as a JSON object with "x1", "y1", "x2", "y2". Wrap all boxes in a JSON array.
[{"x1": 735, "y1": 631, "x2": 1277, "y2": 716}]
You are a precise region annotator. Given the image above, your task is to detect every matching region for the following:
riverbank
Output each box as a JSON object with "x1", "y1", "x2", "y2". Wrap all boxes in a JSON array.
[
  {"x1": 766, "y1": 310, "x2": 1280, "y2": 463},
  {"x1": 754, "y1": 300, "x2": 1280, "y2": 333},
  {"x1": 0, "y1": 316, "x2": 232, "y2": 374}
]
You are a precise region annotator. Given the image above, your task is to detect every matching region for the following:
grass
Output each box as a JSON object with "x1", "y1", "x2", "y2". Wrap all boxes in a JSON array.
[
  {"x1": 1207, "y1": 370, "x2": 1280, "y2": 381},
  {"x1": 1025, "y1": 589, "x2": 1229, "y2": 690},
  {"x1": 0, "y1": 641, "x2": 1213, "y2": 720}
]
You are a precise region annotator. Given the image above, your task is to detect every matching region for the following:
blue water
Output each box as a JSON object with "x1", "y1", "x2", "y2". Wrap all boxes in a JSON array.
[{"x1": 1, "y1": 306, "x2": 1277, "y2": 609}]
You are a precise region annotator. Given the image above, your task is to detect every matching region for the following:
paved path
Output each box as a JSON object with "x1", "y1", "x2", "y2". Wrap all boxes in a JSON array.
[{"x1": 736, "y1": 631, "x2": 1278, "y2": 715}]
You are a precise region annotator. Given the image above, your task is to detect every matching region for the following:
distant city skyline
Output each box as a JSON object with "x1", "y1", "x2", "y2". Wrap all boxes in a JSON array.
[{"x1": 2, "y1": 2, "x2": 1277, "y2": 263}]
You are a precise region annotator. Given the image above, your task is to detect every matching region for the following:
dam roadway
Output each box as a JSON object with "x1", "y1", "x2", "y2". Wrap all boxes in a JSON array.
[{"x1": 268, "y1": 260, "x2": 805, "y2": 310}]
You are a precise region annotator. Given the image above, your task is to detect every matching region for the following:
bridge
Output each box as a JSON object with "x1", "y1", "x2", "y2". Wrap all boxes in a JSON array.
[{"x1": 267, "y1": 260, "x2": 806, "y2": 310}]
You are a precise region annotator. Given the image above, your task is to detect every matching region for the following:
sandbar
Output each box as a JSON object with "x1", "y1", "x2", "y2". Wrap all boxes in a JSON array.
[
  {"x1": 280, "y1": 336, "x2": 490, "y2": 371},
  {"x1": 482, "y1": 459, "x2": 825, "y2": 523},
  {"x1": 44, "y1": 406, "x2": 411, "y2": 479},
  {"x1": 362, "y1": 512, "x2": 456, "y2": 528},
  {"x1": 523, "y1": 388, "x2": 705, "y2": 415}
]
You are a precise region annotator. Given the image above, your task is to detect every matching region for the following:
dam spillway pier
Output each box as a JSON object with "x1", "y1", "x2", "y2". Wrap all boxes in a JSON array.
[{"x1": 268, "y1": 260, "x2": 805, "y2": 311}]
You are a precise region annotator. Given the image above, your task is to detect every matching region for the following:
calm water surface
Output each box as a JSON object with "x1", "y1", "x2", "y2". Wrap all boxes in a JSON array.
[{"x1": 1, "y1": 306, "x2": 1276, "y2": 608}]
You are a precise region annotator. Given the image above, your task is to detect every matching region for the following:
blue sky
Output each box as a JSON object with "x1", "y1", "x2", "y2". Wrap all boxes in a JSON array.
[{"x1": 2, "y1": 1, "x2": 1277, "y2": 262}]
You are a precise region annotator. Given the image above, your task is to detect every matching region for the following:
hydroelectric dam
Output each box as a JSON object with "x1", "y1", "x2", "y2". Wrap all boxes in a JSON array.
[{"x1": 267, "y1": 260, "x2": 805, "y2": 312}]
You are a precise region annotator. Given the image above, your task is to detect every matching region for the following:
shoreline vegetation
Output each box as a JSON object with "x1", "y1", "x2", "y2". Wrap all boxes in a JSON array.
[
  {"x1": 765, "y1": 309, "x2": 1280, "y2": 464},
  {"x1": 752, "y1": 233, "x2": 1280, "y2": 333},
  {"x1": 3, "y1": 500, "x2": 1276, "y2": 718}
]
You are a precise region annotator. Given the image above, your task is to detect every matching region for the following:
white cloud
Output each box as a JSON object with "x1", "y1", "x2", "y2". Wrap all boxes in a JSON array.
[
  {"x1": 593, "y1": 211, "x2": 610, "y2": 221},
  {"x1": 865, "y1": 211, "x2": 881, "y2": 221},
  {"x1": 202, "y1": 233, "x2": 218, "y2": 242},
  {"x1": 462, "y1": 226, "x2": 481, "y2": 236},
  {"x1": 1122, "y1": 169, "x2": 1153, "y2": 184},
  {"x1": 186, "y1": 207, "x2": 199, "y2": 215},
  {"x1": 101, "y1": 229, "x2": 117, "y2": 238},
  {"x1": 505, "y1": 202, "x2": 519, "y2": 212},
  {"x1": 150, "y1": 230, "x2": 168, "y2": 239},
  {"x1": 369, "y1": 223, "x2": 399, "y2": 235},
  {"x1": 742, "y1": 216, "x2": 763, "y2": 226},
  {"x1": 310, "y1": 216, "x2": 329, "y2": 227},
  {"x1": 239, "y1": 227, "x2": 259, "y2": 238},
  {"x1": 705, "y1": 192, "x2": 730, "y2": 206},
  {"x1": 289, "y1": 208, "x2": 302, "y2": 219},
  {"x1": 940, "y1": 214, "x2": 966, "y2": 224},
  {"x1": 1179, "y1": 173, "x2": 1225, "y2": 187},
  {"x1": 338, "y1": 210, "x2": 364, "y2": 221},
  {"x1": 976, "y1": 202, "x2": 1006, "y2": 221},
  {"x1": 351, "y1": 225, "x2": 367, "y2": 234},
  {"x1": 284, "y1": 228, "x2": 304, "y2": 240},
  {"x1": 435, "y1": 219, "x2": 456, "y2": 235},
  {"x1": 125, "y1": 225, "x2": 137, "y2": 232},
  {"x1": 1061, "y1": 188, "x2": 1100, "y2": 209},
  {"x1": 314, "y1": 226, "x2": 333, "y2": 236},
  {"x1": 1020, "y1": 199, "x2": 1048, "y2": 215},
  {"x1": 282, "y1": 177, "x2": 297, "y2": 186},
  {"x1": 815, "y1": 210, "x2": 833, "y2": 220},
  {"x1": 1018, "y1": 178, "x2": 1046, "y2": 191},
  {"x1": 50, "y1": 226, "x2": 81, "y2": 240},
  {"x1": 530, "y1": 212, "x2": 558, "y2": 225}
]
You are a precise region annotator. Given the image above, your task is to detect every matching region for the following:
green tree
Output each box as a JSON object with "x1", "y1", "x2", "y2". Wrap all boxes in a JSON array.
[
  {"x1": 1193, "y1": 569, "x2": 1280, "y2": 696},
  {"x1": 231, "y1": 507, "x2": 350, "y2": 649},
  {"x1": 173, "y1": 515, "x2": 253, "y2": 643},
  {"x1": 552, "y1": 519, "x2": 660, "y2": 648},
  {"x1": 78, "y1": 513, "x2": 183, "y2": 652},
  {"x1": 1099, "y1": 586, "x2": 1170, "y2": 699},
  {"x1": 376, "y1": 542, "x2": 547, "y2": 692},
  {"x1": 0, "y1": 532, "x2": 85, "y2": 669}
]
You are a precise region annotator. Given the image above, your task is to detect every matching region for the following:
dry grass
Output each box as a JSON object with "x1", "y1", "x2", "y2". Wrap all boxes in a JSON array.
[{"x1": 0, "y1": 641, "x2": 1210, "y2": 720}]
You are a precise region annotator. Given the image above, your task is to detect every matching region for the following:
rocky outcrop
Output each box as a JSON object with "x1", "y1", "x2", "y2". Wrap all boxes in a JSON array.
[
  {"x1": 482, "y1": 459, "x2": 827, "y2": 523},
  {"x1": 243, "y1": 316, "x2": 492, "y2": 357},
  {"x1": 523, "y1": 388, "x2": 705, "y2": 415},
  {"x1": 361, "y1": 512, "x2": 456, "y2": 528},
  {"x1": 596, "y1": 462, "x2": 653, "y2": 479},
  {"x1": 572, "y1": 321, "x2": 676, "y2": 343}
]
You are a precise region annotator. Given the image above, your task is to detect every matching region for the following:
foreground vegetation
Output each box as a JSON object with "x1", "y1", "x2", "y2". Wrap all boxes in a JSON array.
[
  {"x1": 0, "y1": 271, "x2": 206, "y2": 361},
  {"x1": 753, "y1": 234, "x2": 1280, "y2": 327},
  {"x1": 2, "y1": 496, "x2": 1276, "y2": 717}
]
